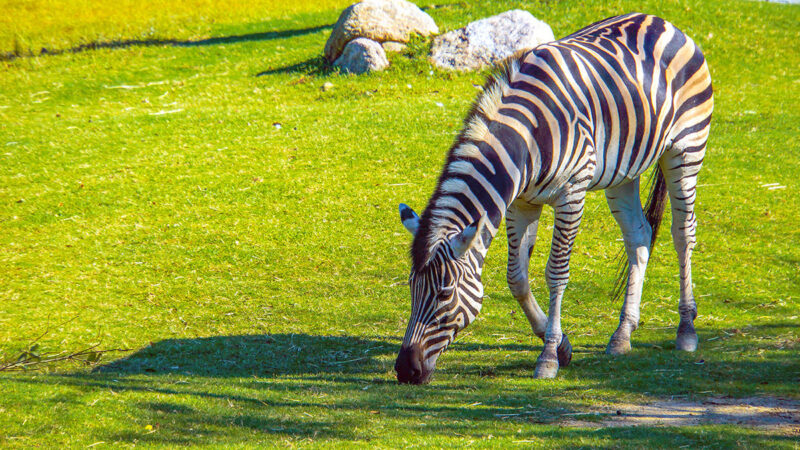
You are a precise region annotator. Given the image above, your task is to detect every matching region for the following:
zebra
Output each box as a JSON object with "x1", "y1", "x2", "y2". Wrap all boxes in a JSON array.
[{"x1": 394, "y1": 13, "x2": 713, "y2": 383}]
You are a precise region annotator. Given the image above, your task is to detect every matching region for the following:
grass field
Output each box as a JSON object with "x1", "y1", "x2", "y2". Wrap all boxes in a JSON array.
[{"x1": 1, "y1": 0, "x2": 799, "y2": 447}]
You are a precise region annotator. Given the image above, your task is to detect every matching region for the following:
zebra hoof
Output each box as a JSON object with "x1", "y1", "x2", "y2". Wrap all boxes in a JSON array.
[
  {"x1": 534, "y1": 359, "x2": 559, "y2": 379},
  {"x1": 557, "y1": 333, "x2": 572, "y2": 367},
  {"x1": 676, "y1": 333, "x2": 698, "y2": 352},
  {"x1": 606, "y1": 327, "x2": 632, "y2": 355},
  {"x1": 676, "y1": 320, "x2": 698, "y2": 352},
  {"x1": 606, "y1": 337, "x2": 632, "y2": 355}
]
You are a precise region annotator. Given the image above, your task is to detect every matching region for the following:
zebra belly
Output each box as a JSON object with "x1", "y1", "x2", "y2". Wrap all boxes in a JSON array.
[{"x1": 586, "y1": 142, "x2": 667, "y2": 192}]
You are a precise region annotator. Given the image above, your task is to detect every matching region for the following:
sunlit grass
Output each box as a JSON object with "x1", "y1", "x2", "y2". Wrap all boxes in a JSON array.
[
  {"x1": 0, "y1": 0, "x2": 798, "y2": 447},
  {"x1": 0, "y1": 0, "x2": 354, "y2": 56}
]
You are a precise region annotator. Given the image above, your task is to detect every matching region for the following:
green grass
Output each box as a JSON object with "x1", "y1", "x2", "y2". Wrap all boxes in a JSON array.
[
  {"x1": 0, "y1": 0, "x2": 354, "y2": 57},
  {"x1": 1, "y1": 0, "x2": 799, "y2": 447}
]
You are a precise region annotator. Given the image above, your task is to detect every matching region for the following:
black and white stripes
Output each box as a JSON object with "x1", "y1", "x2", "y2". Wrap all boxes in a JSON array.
[{"x1": 395, "y1": 13, "x2": 713, "y2": 383}]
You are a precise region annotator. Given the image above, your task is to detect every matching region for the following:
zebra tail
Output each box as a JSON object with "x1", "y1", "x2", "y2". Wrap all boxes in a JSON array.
[{"x1": 611, "y1": 166, "x2": 668, "y2": 302}]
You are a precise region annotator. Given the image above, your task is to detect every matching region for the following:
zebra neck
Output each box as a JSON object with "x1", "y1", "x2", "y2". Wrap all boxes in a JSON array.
[
  {"x1": 412, "y1": 125, "x2": 530, "y2": 270},
  {"x1": 432, "y1": 146, "x2": 528, "y2": 230},
  {"x1": 417, "y1": 172, "x2": 511, "y2": 268}
]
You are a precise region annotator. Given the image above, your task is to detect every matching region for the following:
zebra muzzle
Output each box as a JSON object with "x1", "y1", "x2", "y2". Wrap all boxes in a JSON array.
[{"x1": 395, "y1": 343, "x2": 430, "y2": 384}]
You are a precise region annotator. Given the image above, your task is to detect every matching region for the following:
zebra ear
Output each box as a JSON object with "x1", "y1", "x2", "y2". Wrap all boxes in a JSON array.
[
  {"x1": 399, "y1": 203, "x2": 420, "y2": 235},
  {"x1": 450, "y1": 215, "x2": 487, "y2": 259}
]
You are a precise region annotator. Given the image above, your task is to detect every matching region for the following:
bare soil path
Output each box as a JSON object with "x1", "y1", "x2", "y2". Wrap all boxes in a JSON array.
[{"x1": 562, "y1": 397, "x2": 800, "y2": 434}]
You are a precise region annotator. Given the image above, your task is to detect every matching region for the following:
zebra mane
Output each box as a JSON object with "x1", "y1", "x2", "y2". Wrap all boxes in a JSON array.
[{"x1": 410, "y1": 54, "x2": 524, "y2": 271}]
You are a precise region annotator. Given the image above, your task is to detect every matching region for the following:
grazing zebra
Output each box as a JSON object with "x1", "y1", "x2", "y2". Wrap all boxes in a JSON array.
[{"x1": 394, "y1": 13, "x2": 713, "y2": 383}]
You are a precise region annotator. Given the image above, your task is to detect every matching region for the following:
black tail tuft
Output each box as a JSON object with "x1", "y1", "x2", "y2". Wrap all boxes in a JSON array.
[{"x1": 611, "y1": 166, "x2": 669, "y2": 302}]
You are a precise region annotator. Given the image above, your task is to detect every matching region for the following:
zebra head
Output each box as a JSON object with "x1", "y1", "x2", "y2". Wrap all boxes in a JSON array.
[{"x1": 395, "y1": 203, "x2": 487, "y2": 384}]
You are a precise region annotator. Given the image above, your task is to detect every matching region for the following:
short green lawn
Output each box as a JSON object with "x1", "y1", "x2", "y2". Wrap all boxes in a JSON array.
[{"x1": 1, "y1": 0, "x2": 798, "y2": 447}]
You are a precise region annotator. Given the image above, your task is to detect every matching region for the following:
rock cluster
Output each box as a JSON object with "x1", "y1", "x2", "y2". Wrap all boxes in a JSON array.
[
  {"x1": 325, "y1": 0, "x2": 437, "y2": 74},
  {"x1": 323, "y1": 1, "x2": 554, "y2": 74}
]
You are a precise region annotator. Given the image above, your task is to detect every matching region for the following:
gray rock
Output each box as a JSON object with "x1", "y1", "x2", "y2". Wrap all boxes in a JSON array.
[
  {"x1": 430, "y1": 10, "x2": 554, "y2": 71},
  {"x1": 324, "y1": 0, "x2": 438, "y2": 63},
  {"x1": 333, "y1": 38, "x2": 390, "y2": 74}
]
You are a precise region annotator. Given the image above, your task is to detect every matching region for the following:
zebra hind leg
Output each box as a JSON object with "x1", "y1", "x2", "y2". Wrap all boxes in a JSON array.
[
  {"x1": 604, "y1": 179, "x2": 652, "y2": 355},
  {"x1": 660, "y1": 144, "x2": 706, "y2": 352}
]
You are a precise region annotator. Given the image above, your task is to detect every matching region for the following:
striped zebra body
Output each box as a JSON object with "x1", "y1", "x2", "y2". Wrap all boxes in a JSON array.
[{"x1": 395, "y1": 13, "x2": 712, "y2": 383}]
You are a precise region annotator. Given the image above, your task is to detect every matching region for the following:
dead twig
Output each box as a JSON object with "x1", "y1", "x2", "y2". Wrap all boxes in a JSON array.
[
  {"x1": 0, "y1": 315, "x2": 131, "y2": 372},
  {"x1": 0, "y1": 343, "x2": 131, "y2": 372}
]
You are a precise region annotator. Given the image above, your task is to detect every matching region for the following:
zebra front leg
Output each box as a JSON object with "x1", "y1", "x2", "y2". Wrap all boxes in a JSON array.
[
  {"x1": 506, "y1": 201, "x2": 547, "y2": 338},
  {"x1": 605, "y1": 179, "x2": 652, "y2": 355},
  {"x1": 506, "y1": 201, "x2": 572, "y2": 366},
  {"x1": 534, "y1": 194, "x2": 584, "y2": 379}
]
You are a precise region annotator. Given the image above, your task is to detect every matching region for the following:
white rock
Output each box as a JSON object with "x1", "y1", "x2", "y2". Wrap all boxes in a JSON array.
[
  {"x1": 333, "y1": 38, "x2": 390, "y2": 74},
  {"x1": 430, "y1": 10, "x2": 555, "y2": 71},
  {"x1": 324, "y1": 0, "x2": 438, "y2": 63}
]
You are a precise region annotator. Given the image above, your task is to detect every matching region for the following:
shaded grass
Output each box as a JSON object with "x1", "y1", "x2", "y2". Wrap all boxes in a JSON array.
[
  {"x1": 0, "y1": 0, "x2": 799, "y2": 447},
  {"x1": 1, "y1": 329, "x2": 797, "y2": 446}
]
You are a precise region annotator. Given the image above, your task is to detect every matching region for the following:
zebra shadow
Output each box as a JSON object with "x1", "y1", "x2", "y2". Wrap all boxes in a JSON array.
[
  {"x1": 92, "y1": 322, "x2": 799, "y2": 398},
  {"x1": 94, "y1": 333, "x2": 401, "y2": 377},
  {"x1": 92, "y1": 333, "x2": 549, "y2": 378}
]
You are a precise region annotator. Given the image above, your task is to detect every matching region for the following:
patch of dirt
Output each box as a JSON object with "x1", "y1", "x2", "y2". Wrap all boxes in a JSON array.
[{"x1": 560, "y1": 397, "x2": 800, "y2": 433}]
